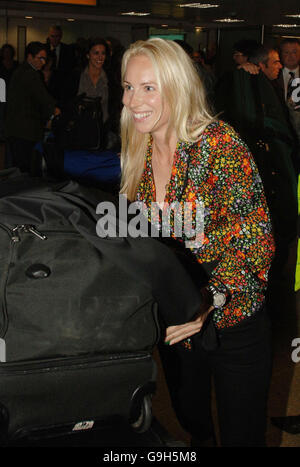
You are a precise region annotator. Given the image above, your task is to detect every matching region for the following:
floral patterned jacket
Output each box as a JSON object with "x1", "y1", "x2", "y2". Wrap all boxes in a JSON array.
[{"x1": 136, "y1": 120, "x2": 275, "y2": 329}]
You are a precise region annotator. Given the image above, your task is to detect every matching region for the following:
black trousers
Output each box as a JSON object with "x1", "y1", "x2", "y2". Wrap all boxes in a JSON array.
[{"x1": 158, "y1": 309, "x2": 272, "y2": 447}]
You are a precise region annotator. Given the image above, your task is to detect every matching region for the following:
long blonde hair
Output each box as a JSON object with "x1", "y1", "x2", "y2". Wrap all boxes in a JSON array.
[{"x1": 120, "y1": 38, "x2": 215, "y2": 200}]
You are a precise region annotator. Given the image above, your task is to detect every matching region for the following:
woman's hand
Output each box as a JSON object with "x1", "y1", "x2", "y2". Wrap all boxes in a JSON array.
[
  {"x1": 165, "y1": 305, "x2": 214, "y2": 346},
  {"x1": 238, "y1": 62, "x2": 260, "y2": 75}
]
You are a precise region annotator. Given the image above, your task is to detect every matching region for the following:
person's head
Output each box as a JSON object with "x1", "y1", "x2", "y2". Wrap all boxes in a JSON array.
[
  {"x1": 232, "y1": 39, "x2": 259, "y2": 66},
  {"x1": 48, "y1": 25, "x2": 62, "y2": 48},
  {"x1": 120, "y1": 37, "x2": 215, "y2": 199},
  {"x1": 86, "y1": 37, "x2": 109, "y2": 70},
  {"x1": 26, "y1": 42, "x2": 47, "y2": 71},
  {"x1": 192, "y1": 51, "x2": 201, "y2": 63},
  {"x1": 0, "y1": 44, "x2": 15, "y2": 61},
  {"x1": 249, "y1": 45, "x2": 282, "y2": 80},
  {"x1": 280, "y1": 38, "x2": 300, "y2": 70},
  {"x1": 192, "y1": 50, "x2": 206, "y2": 65}
]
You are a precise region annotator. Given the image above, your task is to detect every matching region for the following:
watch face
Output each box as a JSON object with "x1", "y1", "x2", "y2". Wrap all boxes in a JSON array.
[{"x1": 214, "y1": 292, "x2": 226, "y2": 308}]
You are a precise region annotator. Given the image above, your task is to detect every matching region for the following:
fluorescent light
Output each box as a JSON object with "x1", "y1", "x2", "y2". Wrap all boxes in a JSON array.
[
  {"x1": 285, "y1": 14, "x2": 300, "y2": 18},
  {"x1": 121, "y1": 12, "x2": 150, "y2": 16},
  {"x1": 178, "y1": 3, "x2": 219, "y2": 8},
  {"x1": 66, "y1": 18, "x2": 75, "y2": 22},
  {"x1": 273, "y1": 24, "x2": 300, "y2": 28},
  {"x1": 25, "y1": 16, "x2": 33, "y2": 19},
  {"x1": 214, "y1": 18, "x2": 244, "y2": 23}
]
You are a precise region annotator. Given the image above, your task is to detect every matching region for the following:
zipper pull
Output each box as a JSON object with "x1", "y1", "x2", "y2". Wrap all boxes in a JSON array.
[
  {"x1": 12, "y1": 225, "x2": 47, "y2": 240},
  {"x1": 11, "y1": 226, "x2": 21, "y2": 242},
  {"x1": 24, "y1": 225, "x2": 47, "y2": 240}
]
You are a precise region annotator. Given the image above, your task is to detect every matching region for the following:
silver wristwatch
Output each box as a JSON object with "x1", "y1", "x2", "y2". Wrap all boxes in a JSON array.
[{"x1": 207, "y1": 285, "x2": 226, "y2": 309}]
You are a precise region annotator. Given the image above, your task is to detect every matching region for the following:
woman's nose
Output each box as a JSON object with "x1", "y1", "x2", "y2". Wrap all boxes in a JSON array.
[{"x1": 129, "y1": 90, "x2": 142, "y2": 108}]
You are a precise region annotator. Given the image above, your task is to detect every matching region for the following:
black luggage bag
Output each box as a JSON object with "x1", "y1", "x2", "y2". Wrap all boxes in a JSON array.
[{"x1": 0, "y1": 170, "x2": 203, "y2": 444}]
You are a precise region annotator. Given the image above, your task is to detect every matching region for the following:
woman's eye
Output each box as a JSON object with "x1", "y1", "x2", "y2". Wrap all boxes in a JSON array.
[
  {"x1": 145, "y1": 86, "x2": 154, "y2": 91},
  {"x1": 124, "y1": 84, "x2": 133, "y2": 91}
]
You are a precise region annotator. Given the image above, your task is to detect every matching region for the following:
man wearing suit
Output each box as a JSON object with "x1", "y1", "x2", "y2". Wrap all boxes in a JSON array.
[
  {"x1": 274, "y1": 38, "x2": 300, "y2": 143},
  {"x1": 275, "y1": 38, "x2": 300, "y2": 102},
  {"x1": 5, "y1": 42, "x2": 60, "y2": 173},
  {"x1": 46, "y1": 25, "x2": 76, "y2": 105}
]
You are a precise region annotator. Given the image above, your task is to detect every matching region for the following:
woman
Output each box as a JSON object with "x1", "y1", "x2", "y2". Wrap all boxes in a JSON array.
[
  {"x1": 77, "y1": 38, "x2": 110, "y2": 124},
  {"x1": 71, "y1": 37, "x2": 121, "y2": 150},
  {"x1": 120, "y1": 38, "x2": 275, "y2": 447},
  {"x1": 0, "y1": 44, "x2": 18, "y2": 85},
  {"x1": 232, "y1": 39, "x2": 259, "y2": 67},
  {"x1": 63, "y1": 37, "x2": 121, "y2": 151},
  {"x1": 0, "y1": 44, "x2": 18, "y2": 146}
]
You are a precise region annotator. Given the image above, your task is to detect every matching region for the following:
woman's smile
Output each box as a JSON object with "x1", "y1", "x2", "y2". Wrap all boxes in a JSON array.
[{"x1": 132, "y1": 111, "x2": 153, "y2": 121}]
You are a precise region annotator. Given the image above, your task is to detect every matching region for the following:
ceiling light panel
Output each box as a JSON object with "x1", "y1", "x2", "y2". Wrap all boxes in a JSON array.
[
  {"x1": 178, "y1": 3, "x2": 219, "y2": 8},
  {"x1": 214, "y1": 18, "x2": 244, "y2": 23},
  {"x1": 120, "y1": 12, "x2": 150, "y2": 16},
  {"x1": 273, "y1": 24, "x2": 300, "y2": 28}
]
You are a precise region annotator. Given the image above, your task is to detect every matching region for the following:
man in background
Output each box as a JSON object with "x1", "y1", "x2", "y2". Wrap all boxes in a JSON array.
[
  {"x1": 215, "y1": 45, "x2": 298, "y2": 311},
  {"x1": 275, "y1": 38, "x2": 300, "y2": 102},
  {"x1": 275, "y1": 38, "x2": 300, "y2": 143},
  {"x1": 46, "y1": 25, "x2": 76, "y2": 104},
  {"x1": 5, "y1": 42, "x2": 60, "y2": 173}
]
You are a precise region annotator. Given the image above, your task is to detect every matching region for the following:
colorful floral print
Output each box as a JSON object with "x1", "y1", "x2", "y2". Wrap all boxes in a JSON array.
[{"x1": 136, "y1": 120, "x2": 275, "y2": 329}]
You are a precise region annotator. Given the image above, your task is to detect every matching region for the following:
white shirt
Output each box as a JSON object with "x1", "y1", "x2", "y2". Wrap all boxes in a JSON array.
[{"x1": 283, "y1": 66, "x2": 299, "y2": 101}]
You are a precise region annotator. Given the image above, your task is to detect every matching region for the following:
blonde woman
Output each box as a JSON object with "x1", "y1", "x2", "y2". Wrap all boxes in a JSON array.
[{"x1": 120, "y1": 38, "x2": 275, "y2": 447}]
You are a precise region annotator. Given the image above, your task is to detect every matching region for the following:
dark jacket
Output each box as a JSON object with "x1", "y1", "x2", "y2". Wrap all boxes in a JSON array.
[
  {"x1": 46, "y1": 42, "x2": 76, "y2": 104},
  {"x1": 273, "y1": 69, "x2": 285, "y2": 103},
  {"x1": 49, "y1": 42, "x2": 76, "y2": 72},
  {"x1": 5, "y1": 62, "x2": 56, "y2": 142},
  {"x1": 215, "y1": 68, "x2": 298, "y2": 243},
  {"x1": 0, "y1": 60, "x2": 18, "y2": 86}
]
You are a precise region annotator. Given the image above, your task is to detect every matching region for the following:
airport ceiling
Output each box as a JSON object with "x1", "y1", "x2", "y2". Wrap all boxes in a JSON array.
[{"x1": 1, "y1": 0, "x2": 300, "y2": 31}]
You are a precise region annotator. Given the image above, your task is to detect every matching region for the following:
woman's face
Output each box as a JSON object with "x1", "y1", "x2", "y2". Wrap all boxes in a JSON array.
[
  {"x1": 122, "y1": 54, "x2": 172, "y2": 139},
  {"x1": 88, "y1": 44, "x2": 106, "y2": 69},
  {"x1": 2, "y1": 47, "x2": 14, "y2": 60},
  {"x1": 233, "y1": 51, "x2": 248, "y2": 65}
]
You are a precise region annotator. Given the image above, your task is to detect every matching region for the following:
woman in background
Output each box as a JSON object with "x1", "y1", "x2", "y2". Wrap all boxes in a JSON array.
[
  {"x1": 0, "y1": 44, "x2": 18, "y2": 86},
  {"x1": 65, "y1": 37, "x2": 120, "y2": 150},
  {"x1": 77, "y1": 37, "x2": 110, "y2": 125}
]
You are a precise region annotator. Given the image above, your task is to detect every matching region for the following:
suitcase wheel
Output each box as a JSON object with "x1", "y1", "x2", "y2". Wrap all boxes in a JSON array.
[{"x1": 130, "y1": 394, "x2": 152, "y2": 434}]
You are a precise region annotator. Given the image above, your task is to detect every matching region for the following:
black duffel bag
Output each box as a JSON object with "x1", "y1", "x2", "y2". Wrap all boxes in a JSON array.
[
  {"x1": 0, "y1": 169, "x2": 203, "y2": 362},
  {"x1": 52, "y1": 93, "x2": 105, "y2": 151}
]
